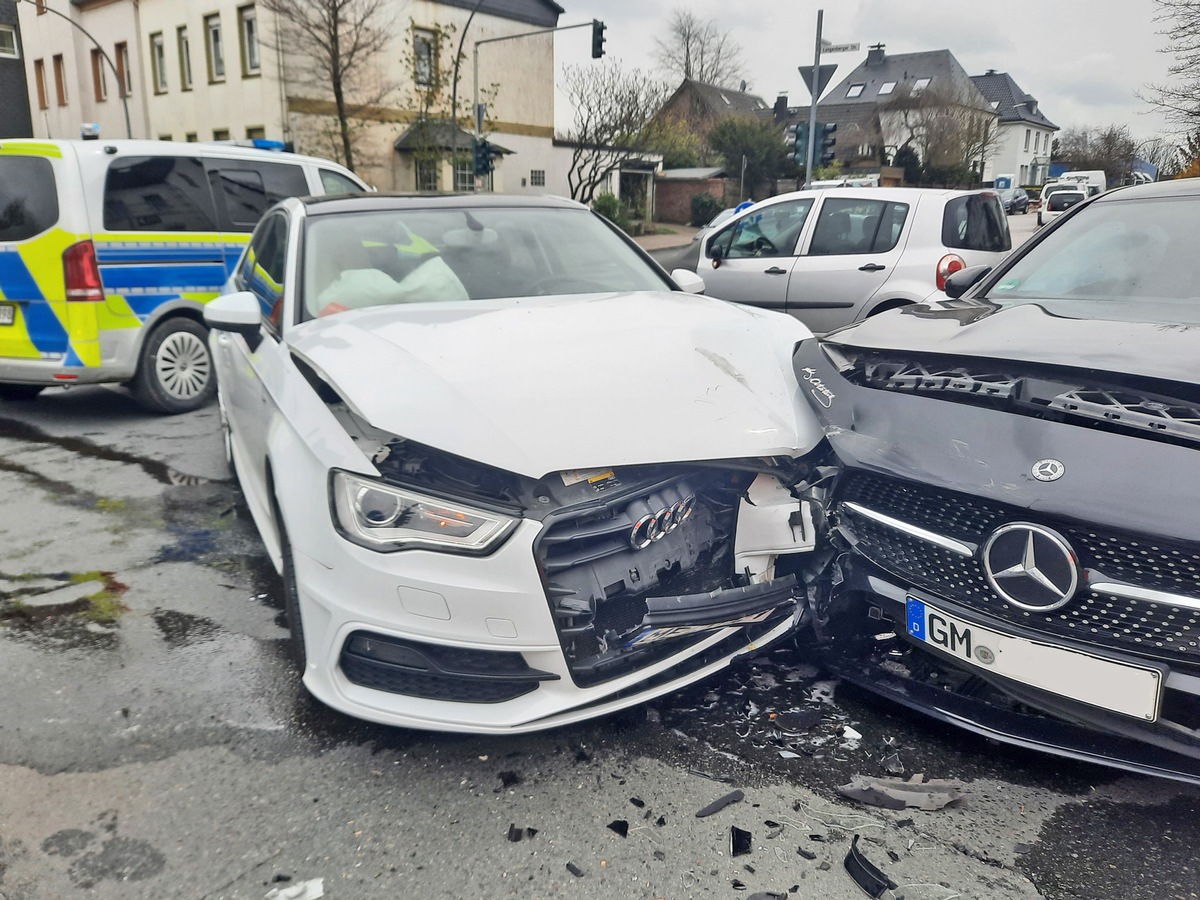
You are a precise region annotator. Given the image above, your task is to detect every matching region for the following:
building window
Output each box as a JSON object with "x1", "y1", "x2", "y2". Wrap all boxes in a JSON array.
[
  {"x1": 413, "y1": 28, "x2": 437, "y2": 88},
  {"x1": 911, "y1": 77, "x2": 931, "y2": 93},
  {"x1": 33, "y1": 58, "x2": 48, "y2": 109},
  {"x1": 158, "y1": 134, "x2": 172, "y2": 141},
  {"x1": 185, "y1": 132, "x2": 198, "y2": 142},
  {"x1": 205, "y1": 14, "x2": 225, "y2": 82},
  {"x1": 115, "y1": 42, "x2": 131, "y2": 97},
  {"x1": 415, "y1": 158, "x2": 438, "y2": 191},
  {"x1": 530, "y1": 169, "x2": 546, "y2": 187},
  {"x1": 213, "y1": 128, "x2": 231, "y2": 141},
  {"x1": 52, "y1": 53, "x2": 67, "y2": 105},
  {"x1": 1024, "y1": 128, "x2": 1031, "y2": 151},
  {"x1": 246, "y1": 126, "x2": 266, "y2": 139},
  {"x1": 877, "y1": 81, "x2": 895, "y2": 95},
  {"x1": 453, "y1": 160, "x2": 475, "y2": 192},
  {"x1": 0, "y1": 25, "x2": 18, "y2": 59},
  {"x1": 239, "y1": 6, "x2": 260, "y2": 76},
  {"x1": 150, "y1": 33, "x2": 167, "y2": 94},
  {"x1": 846, "y1": 83, "x2": 864, "y2": 98},
  {"x1": 91, "y1": 49, "x2": 108, "y2": 101},
  {"x1": 178, "y1": 27, "x2": 193, "y2": 90}
]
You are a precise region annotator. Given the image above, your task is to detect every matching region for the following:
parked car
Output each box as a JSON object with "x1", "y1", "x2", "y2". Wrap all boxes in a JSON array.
[
  {"x1": 691, "y1": 206, "x2": 738, "y2": 243},
  {"x1": 1036, "y1": 181, "x2": 1098, "y2": 225},
  {"x1": 1038, "y1": 187, "x2": 1087, "y2": 227},
  {"x1": 694, "y1": 187, "x2": 1011, "y2": 333},
  {"x1": 0, "y1": 139, "x2": 368, "y2": 412},
  {"x1": 795, "y1": 177, "x2": 1200, "y2": 782},
  {"x1": 998, "y1": 187, "x2": 1030, "y2": 214},
  {"x1": 205, "y1": 193, "x2": 828, "y2": 733}
]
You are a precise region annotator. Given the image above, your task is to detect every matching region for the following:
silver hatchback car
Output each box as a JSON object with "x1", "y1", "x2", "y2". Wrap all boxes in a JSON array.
[{"x1": 695, "y1": 187, "x2": 1011, "y2": 333}]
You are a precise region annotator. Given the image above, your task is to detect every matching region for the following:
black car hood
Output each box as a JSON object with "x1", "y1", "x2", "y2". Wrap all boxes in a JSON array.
[{"x1": 824, "y1": 300, "x2": 1200, "y2": 385}]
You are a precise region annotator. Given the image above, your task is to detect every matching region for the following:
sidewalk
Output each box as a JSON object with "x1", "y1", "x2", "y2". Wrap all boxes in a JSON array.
[{"x1": 633, "y1": 224, "x2": 699, "y2": 251}]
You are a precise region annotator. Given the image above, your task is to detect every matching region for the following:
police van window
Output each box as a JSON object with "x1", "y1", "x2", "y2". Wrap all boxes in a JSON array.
[
  {"x1": 103, "y1": 156, "x2": 218, "y2": 232},
  {"x1": 0, "y1": 157, "x2": 59, "y2": 241},
  {"x1": 319, "y1": 169, "x2": 362, "y2": 195},
  {"x1": 239, "y1": 212, "x2": 288, "y2": 329},
  {"x1": 208, "y1": 159, "x2": 308, "y2": 230}
]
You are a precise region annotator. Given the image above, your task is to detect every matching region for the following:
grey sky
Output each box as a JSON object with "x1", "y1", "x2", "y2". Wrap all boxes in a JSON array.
[{"x1": 552, "y1": 0, "x2": 1177, "y2": 140}]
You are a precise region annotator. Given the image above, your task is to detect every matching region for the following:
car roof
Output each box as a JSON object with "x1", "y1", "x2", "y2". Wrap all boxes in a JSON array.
[
  {"x1": 299, "y1": 192, "x2": 588, "y2": 216},
  {"x1": 0, "y1": 137, "x2": 356, "y2": 170},
  {"x1": 752, "y1": 186, "x2": 995, "y2": 207},
  {"x1": 1092, "y1": 177, "x2": 1200, "y2": 202}
]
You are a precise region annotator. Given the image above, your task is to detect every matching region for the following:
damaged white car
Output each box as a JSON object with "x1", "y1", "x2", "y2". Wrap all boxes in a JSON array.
[{"x1": 205, "y1": 194, "x2": 827, "y2": 733}]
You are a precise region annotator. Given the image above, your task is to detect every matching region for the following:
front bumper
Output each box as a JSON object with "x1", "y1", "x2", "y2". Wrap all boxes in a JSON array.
[{"x1": 289, "y1": 473, "x2": 818, "y2": 734}]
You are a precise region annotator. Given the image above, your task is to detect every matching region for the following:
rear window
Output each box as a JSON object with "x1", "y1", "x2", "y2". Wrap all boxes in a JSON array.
[
  {"x1": 103, "y1": 156, "x2": 218, "y2": 232},
  {"x1": 0, "y1": 157, "x2": 59, "y2": 242},
  {"x1": 1048, "y1": 192, "x2": 1085, "y2": 212},
  {"x1": 941, "y1": 194, "x2": 1011, "y2": 252}
]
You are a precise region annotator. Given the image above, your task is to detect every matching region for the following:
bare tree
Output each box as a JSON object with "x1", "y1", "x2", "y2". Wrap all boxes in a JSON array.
[
  {"x1": 654, "y1": 9, "x2": 745, "y2": 88},
  {"x1": 1058, "y1": 124, "x2": 1138, "y2": 184},
  {"x1": 1140, "y1": 136, "x2": 1182, "y2": 177},
  {"x1": 259, "y1": 0, "x2": 398, "y2": 172},
  {"x1": 562, "y1": 63, "x2": 669, "y2": 205},
  {"x1": 880, "y1": 84, "x2": 1000, "y2": 185},
  {"x1": 1144, "y1": 0, "x2": 1200, "y2": 129}
]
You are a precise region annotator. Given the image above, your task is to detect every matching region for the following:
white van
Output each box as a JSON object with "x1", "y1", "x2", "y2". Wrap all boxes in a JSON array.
[
  {"x1": 1057, "y1": 170, "x2": 1107, "y2": 194},
  {"x1": 0, "y1": 139, "x2": 368, "y2": 412}
]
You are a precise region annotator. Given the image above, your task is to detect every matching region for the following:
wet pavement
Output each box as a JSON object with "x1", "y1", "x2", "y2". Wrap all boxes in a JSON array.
[{"x1": 0, "y1": 384, "x2": 1196, "y2": 899}]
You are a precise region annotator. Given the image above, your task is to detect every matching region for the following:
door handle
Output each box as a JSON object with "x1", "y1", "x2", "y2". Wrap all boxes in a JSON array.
[
  {"x1": 859, "y1": 263, "x2": 886, "y2": 272},
  {"x1": 764, "y1": 266, "x2": 788, "y2": 275}
]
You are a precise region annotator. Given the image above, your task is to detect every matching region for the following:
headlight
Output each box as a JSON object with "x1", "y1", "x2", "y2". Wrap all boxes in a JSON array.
[{"x1": 330, "y1": 470, "x2": 518, "y2": 554}]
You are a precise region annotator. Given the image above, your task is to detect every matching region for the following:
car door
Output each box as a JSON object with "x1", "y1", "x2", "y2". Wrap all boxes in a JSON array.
[
  {"x1": 699, "y1": 198, "x2": 815, "y2": 310},
  {"x1": 218, "y1": 210, "x2": 292, "y2": 512},
  {"x1": 785, "y1": 196, "x2": 911, "y2": 333}
]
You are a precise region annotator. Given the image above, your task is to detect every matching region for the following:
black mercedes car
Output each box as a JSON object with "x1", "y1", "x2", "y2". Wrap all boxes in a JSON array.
[{"x1": 795, "y1": 178, "x2": 1200, "y2": 783}]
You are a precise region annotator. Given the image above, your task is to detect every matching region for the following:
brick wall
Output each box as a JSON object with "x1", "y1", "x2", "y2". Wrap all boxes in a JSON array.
[{"x1": 656, "y1": 178, "x2": 725, "y2": 224}]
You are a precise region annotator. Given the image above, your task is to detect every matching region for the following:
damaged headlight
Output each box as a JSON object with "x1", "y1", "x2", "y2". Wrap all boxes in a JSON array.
[{"x1": 330, "y1": 470, "x2": 518, "y2": 554}]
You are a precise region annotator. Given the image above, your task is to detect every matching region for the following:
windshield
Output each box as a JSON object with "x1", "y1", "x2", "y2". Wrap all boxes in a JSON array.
[
  {"x1": 301, "y1": 206, "x2": 672, "y2": 319},
  {"x1": 983, "y1": 195, "x2": 1200, "y2": 323}
]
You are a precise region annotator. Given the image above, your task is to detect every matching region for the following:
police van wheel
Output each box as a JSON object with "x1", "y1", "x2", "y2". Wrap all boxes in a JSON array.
[
  {"x1": 131, "y1": 318, "x2": 216, "y2": 414},
  {"x1": 0, "y1": 385, "x2": 44, "y2": 402}
]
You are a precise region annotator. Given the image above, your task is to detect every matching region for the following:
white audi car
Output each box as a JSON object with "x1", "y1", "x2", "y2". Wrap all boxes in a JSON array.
[{"x1": 205, "y1": 194, "x2": 827, "y2": 733}]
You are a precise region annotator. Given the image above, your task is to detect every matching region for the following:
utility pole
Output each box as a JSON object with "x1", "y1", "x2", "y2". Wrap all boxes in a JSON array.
[{"x1": 805, "y1": 10, "x2": 823, "y2": 190}]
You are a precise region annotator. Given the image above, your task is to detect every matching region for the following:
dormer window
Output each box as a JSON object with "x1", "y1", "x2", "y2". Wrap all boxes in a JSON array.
[
  {"x1": 878, "y1": 81, "x2": 896, "y2": 95},
  {"x1": 990, "y1": 100, "x2": 999, "y2": 109},
  {"x1": 847, "y1": 83, "x2": 865, "y2": 98}
]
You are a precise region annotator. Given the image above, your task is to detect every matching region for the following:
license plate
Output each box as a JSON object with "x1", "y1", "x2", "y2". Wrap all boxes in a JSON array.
[
  {"x1": 0, "y1": 304, "x2": 13, "y2": 326},
  {"x1": 906, "y1": 596, "x2": 1162, "y2": 721}
]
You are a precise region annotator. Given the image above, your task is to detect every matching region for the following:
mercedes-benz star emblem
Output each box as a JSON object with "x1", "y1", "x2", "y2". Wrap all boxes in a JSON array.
[
  {"x1": 982, "y1": 523, "x2": 1079, "y2": 612},
  {"x1": 1032, "y1": 458, "x2": 1065, "y2": 482}
]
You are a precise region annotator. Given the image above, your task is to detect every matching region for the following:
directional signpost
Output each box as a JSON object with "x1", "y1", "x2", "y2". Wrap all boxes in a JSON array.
[{"x1": 801, "y1": 13, "x2": 859, "y2": 188}]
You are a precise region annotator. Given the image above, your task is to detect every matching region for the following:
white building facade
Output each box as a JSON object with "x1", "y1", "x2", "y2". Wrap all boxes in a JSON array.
[
  {"x1": 17, "y1": 0, "x2": 566, "y2": 194},
  {"x1": 971, "y1": 70, "x2": 1058, "y2": 186}
]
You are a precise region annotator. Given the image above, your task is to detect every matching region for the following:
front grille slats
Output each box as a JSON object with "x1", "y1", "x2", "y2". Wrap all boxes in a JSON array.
[{"x1": 840, "y1": 472, "x2": 1200, "y2": 662}]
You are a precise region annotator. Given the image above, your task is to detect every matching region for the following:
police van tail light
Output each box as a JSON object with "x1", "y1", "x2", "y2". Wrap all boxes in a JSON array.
[
  {"x1": 936, "y1": 253, "x2": 965, "y2": 292},
  {"x1": 63, "y1": 240, "x2": 105, "y2": 302}
]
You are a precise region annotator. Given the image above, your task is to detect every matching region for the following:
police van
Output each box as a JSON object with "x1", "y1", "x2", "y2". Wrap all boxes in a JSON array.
[{"x1": 0, "y1": 139, "x2": 368, "y2": 413}]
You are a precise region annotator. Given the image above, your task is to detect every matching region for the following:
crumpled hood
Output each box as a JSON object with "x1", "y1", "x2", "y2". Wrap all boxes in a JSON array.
[
  {"x1": 824, "y1": 300, "x2": 1200, "y2": 384},
  {"x1": 287, "y1": 292, "x2": 822, "y2": 478}
]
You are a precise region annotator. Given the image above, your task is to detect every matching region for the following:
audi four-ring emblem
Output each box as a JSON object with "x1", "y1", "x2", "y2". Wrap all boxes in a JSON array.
[{"x1": 629, "y1": 496, "x2": 696, "y2": 549}]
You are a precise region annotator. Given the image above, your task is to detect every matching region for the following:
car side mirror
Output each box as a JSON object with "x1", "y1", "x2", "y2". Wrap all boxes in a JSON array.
[
  {"x1": 710, "y1": 243, "x2": 723, "y2": 269},
  {"x1": 943, "y1": 265, "x2": 992, "y2": 300},
  {"x1": 671, "y1": 269, "x2": 705, "y2": 294},
  {"x1": 205, "y1": 291, "x2": 264, "y2": 351}
]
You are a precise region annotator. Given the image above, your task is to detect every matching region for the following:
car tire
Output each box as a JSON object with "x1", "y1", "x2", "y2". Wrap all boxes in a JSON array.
[
  {"x1": 0, "y1": 384, "x2": 44, "y2": 402},
  {"x1": 130, "y1": 317, "x2": 216, "y2": 415},
  {"x1": 277, "y1": 507, "x2": 308, "y2": 672},
  {"x1": 1021, "y1": 205, "x2": 1028, "y2": 215}
]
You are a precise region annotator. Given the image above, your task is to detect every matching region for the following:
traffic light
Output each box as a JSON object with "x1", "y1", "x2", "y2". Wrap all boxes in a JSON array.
[
  {"x1": 818, "y1": 122, "x2": 837, "y2": 165},
  {"x1": 591, "y1": 19, "x2": 606, "y2": 59},
  {"x1": 792, "y1": 122, "x2": 810, "y2": 166},
  {"x1": 473, "y1": 139, "x2": 492, "y2": 176}
]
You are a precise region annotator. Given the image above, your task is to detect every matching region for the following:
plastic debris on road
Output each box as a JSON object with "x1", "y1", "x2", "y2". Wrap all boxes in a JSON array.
[
  {"x1": 695, "y1": 789, "x2": 745, "y2": 817},
  {"x1": 843, "y1": 835, "x2": 897, "y2": 899},
  {"x1": 837, "y1": 774, "x2": 967, "y2": 811},
  {"x1": 264, "y1": 879, "x2": 324, "y2": 900},
  {"x1": 730, "y1": 826, "x2": 752, "y2": 856}
]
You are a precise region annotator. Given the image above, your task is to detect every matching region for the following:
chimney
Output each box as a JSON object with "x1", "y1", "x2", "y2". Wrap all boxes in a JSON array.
[
  {"x1": 867, "y1": 43, "x2": 886, "y2": 66},
  {"x1": 773, "y1": 93, "x2": 788, "y2": 123},
  {"x1": 986, "y1": 68, "x2": 997, "y2": 75}
]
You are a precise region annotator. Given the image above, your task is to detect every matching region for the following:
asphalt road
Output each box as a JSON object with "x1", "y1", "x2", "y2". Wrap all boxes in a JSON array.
[{"x1": 0, "y1": 241, "x2": 1195, "y2": 900}]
